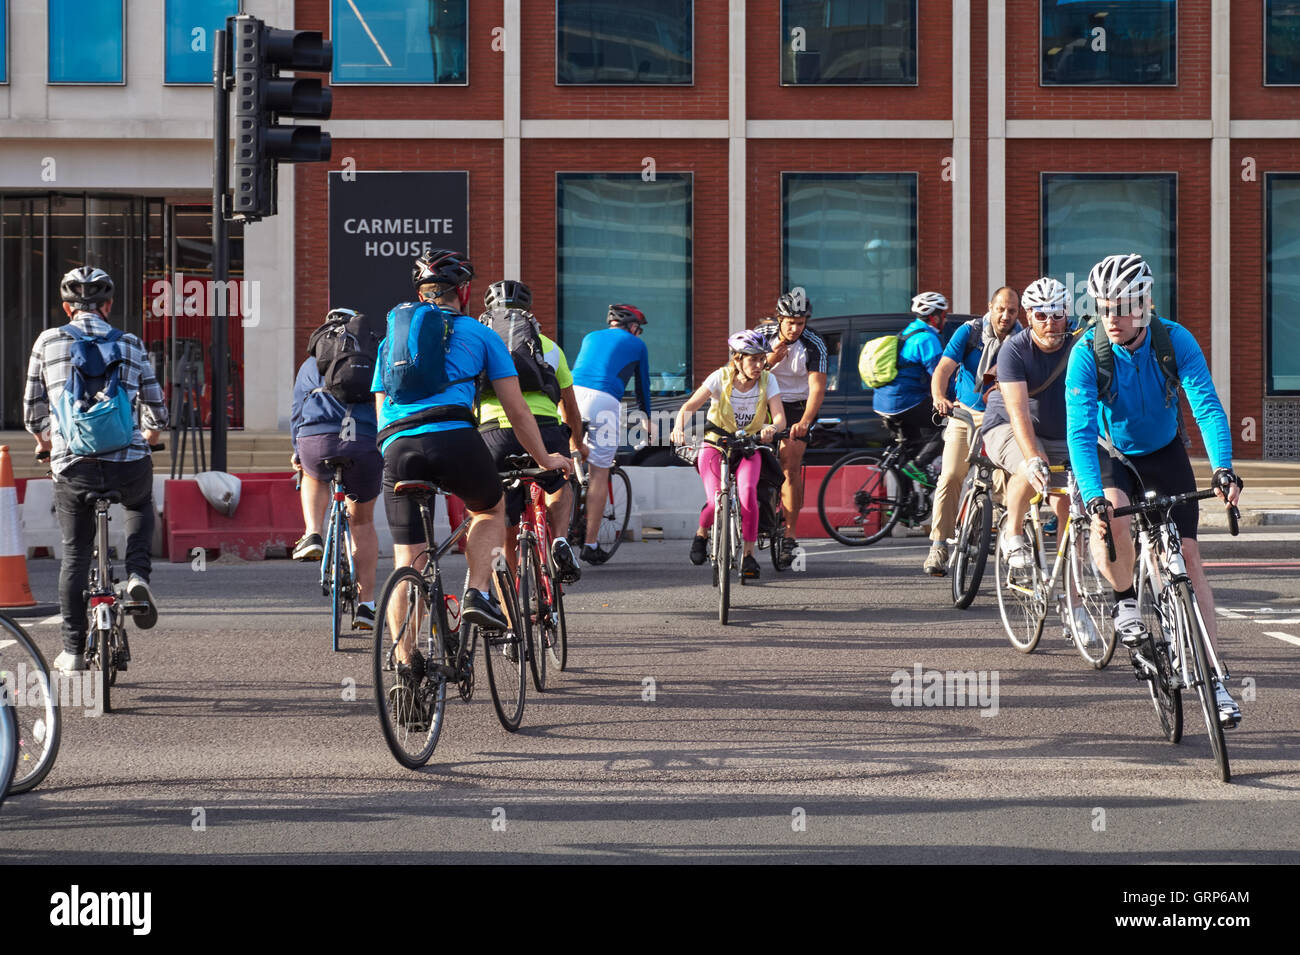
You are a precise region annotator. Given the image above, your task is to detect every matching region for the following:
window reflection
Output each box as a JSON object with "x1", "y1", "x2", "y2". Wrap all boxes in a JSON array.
[
  {"x1": 558, "y1": 0, "x2": 692, "y2": 85},
  {"x1": 1041, "y1": 0, "x2": 1176, "y2": 86},
  {"x1": 1267, "y1": 175, "x2": 1300, "y2": 393},
  {"x1": 781, "y1": 0, "x2": 916, "y2": 85},
  {"x1": 332, "y1": 0, "x2": 467, "y2": 84}
]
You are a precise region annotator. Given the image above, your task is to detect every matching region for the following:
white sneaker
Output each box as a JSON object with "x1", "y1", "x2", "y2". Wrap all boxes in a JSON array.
[
  {"x1": 1214, "y1": 679, "x2": 1242, "y2": 728},
  {"x1": 1070, "y1": 606, "x2": 1101, "y2": 650},
  {"x1": 53, "y1": 650, "x2": 86, "y2": 672},
  {"x1": 1113, "y1": 598, "x2": 1147, "y2": 648},
  {"x1": 1000, "y1": 533, "x2": 1032, "y2": 570}
]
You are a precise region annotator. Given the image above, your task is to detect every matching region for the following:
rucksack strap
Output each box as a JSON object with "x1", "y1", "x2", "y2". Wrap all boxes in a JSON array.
[
  {"x1": 1026, "y1": 344, "x2": 1074, "y2": 398},
  {"x1": 377, "y1": 403, "x2": 478, "y2": 444}
]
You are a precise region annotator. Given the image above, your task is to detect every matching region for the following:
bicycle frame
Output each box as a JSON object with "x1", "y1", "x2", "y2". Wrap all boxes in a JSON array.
[
  {"x1": 519, "y1": 479, "x2": 559, "y2": 616},
  {"x1": 318, "y1": 467, "x2": 356, "y2": 597}
]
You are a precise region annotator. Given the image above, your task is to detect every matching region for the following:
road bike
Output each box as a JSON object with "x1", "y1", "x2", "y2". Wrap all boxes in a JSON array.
[
  {"x1": 0, "y1": 696, "x2": 14, "y2": 809},
  {"x1": 945, "y1": 407, "x2": 1005, "y2": 610},
  {"x1": 817, "y1": 419, "x2": 939, "y2": 546},
  {"x1": 312, "y1": 458, "x2": 359, "y2": 653},
  {"x1": 994, "y1": 464, "x2": 1116, "y2": 669},
  {"x1": 566, "y1": 455, "x2": 631, "y2": 560},
  {"x1": 1106, "y1": 485, "x2": 1242, "y2": 783},
  {"x1": 506, "y1": 454, "x2": 570, "y2": 688},
  {"x1": 0, "y1": 614, "x2": 61, "y2": 796},
  {"x1": 85, "y1": 492, "x2": 154, "y2": 712}
]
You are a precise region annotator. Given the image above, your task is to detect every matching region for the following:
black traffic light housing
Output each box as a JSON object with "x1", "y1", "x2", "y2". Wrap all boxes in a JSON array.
[{"x1": 230, "y1": 15, "x2": 333, "y2": 221}]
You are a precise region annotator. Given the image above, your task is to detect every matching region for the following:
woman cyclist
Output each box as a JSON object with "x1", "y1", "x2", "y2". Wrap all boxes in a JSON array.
[{"x1": 671, "y1": 330, "x2": 787, "y2": 580}]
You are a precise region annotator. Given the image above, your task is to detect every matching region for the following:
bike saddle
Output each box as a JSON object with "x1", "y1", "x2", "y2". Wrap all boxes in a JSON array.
[
  {"x1": 321, "y1": 456, "x2": 351, "y2": 471},
  {"x1": 393, "y1": 480, "x2": 441, "y2": 497},
  {"x1": 92, "y1": 491, "x2": 123, "y2": 505},
  {"x1": 503, "y1": 453, "x2": 536, "y2": 470}
]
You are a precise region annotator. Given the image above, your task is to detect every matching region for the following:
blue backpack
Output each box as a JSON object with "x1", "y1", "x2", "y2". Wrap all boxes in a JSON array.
[
  {"x1": 53, "y1": 325, "x2": 136, "y2": 457},
  {"x1": 376, "y1": 302, "x2": 479, "y2": 442}
]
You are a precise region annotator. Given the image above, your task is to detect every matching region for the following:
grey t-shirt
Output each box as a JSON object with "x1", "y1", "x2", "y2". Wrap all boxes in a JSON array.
[{"x1": 981, "y1": 327, "x2": 1073, "y2": 440}]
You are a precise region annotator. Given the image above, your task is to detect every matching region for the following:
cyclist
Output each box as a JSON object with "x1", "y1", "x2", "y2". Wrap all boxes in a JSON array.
[
  {"x1": 476, "y1": 279, "x2": 586, "y2": 582},
  {"x1": 374, "y1": 251, "x2": 572, "y2": 654},
  {"x1": 980, "y1": 278, "x2": 1097, "y2": 643},
  {"x1": 24, "y1": 266, "x2": 167, "y2": 673},
  {"x1": 755, "y1": 290, "x2": 829, "y2": 567},
  {"x1": 670, "y1": 330, "x2": 786, "y2": 580},
  {"x1": 871, "y1": 292, "x2": 950, "y2": 484},
  {"x1": 925, "y1": 286, "x2": 1022, "y2": 576},
  {"x1": 289, "y1": 307, "x2": 382, "y2": 630},
  {"x1": 1065, "y1": 253, "x2": 1243, "y2": 725},
  {"x1": 570, "y1": 303, "x2": 652, "y2": 565}
]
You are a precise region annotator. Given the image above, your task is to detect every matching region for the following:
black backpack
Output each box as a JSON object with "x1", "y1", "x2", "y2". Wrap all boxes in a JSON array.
[
  {"x1": 478, "y1": 308, "x2": 561, "y2": 404},
  {"x1": 308, "y1": 311, "x2": 379, "y2": 405}
]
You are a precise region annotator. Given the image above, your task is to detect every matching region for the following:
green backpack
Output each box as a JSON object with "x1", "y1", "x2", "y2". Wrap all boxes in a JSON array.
[{"x1": 859, "y1": 328, "x2": 923, "y2": 389}]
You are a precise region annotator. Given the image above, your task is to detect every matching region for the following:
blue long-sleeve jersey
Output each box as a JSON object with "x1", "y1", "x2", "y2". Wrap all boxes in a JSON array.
[
  {"x1": 1065, "y1": 318, "x2": 1233, "y2": 504},
  {"x1": 570, "y1": 326, "x2": 652, "y2": 416}
]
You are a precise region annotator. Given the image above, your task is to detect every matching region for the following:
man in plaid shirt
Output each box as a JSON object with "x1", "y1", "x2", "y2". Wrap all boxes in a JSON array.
[{"x1": 24, "y1": 266, "x2": 168, "y2": 673}]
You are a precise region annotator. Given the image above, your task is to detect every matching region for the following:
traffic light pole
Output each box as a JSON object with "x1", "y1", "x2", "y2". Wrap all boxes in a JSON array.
[{"x1": 211, "y1": 25, "x2": 230, "y2": 474}]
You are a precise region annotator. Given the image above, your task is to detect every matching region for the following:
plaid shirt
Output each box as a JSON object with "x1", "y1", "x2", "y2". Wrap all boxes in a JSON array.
[{"x1": 24, "y1": 311, "x2": 169, "y2": 476}]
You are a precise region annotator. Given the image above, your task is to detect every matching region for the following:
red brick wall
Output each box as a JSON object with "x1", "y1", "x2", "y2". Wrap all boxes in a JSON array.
[
  {"x1": 1230, "y1": 0, "x2": 1300, "y2": 119},
  {"x1": 521, "y1": 0, "x2": 727, "y2": 119},
  {"x1": 519, "y1": 139, "x2": 729, "y2": 384},
  {"x1": 1006, "y1": 0, "x2": 1211, "y2": 121},
  {"x1": 297, "y1": 0, "x2": 503, "y2": 120},
  {"x1": 746, "y1": 138, "x2": 955, "y2": 329},
  {"x1": 294, "y1": 140, "x2": 504, "y2": 356},
  {"x1": 1230, "y1": 140, "x2": 1300, "y2": 458},
  {"x1": 746, "y1": 0, "x2": 952, "y2": 120}
]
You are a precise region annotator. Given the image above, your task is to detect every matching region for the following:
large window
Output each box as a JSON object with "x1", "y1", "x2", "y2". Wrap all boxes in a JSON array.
[
  {"x1": 557, "y1": 0, "x2": 692, "y2": 85},
  {"x1": 556, "y1": 173, "x2": 692, "y2": 394},
  {"x1": 1267, "y1": 1, "x2": 1300, "y2": 85},
  {"x1": 48, "y1": 0, "x2": 124, "y2": 84},
  {"x1": 331, "y1": 0, "x2": 467, "y2": 84},
  {"x1": 1041, "y1": 1, "x2": 1176, "y2": 86},
  {"x1": 1267, "y1": 174, "x2": 1300, "y2": 393},
  {"x1": 165, "y1": 0, "x2": 238, "y2": 84},
  {"x1": 1041, "y1": 173, "x2": 1177, "y2": 322},
  {"x1": 782, "y1": 173, "x2": 917, "y2": 318},
  {"x1": 781, "y1": 1, "x2": 916, "y2": 85}
]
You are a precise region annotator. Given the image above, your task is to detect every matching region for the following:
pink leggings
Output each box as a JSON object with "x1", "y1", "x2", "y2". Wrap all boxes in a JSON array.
[{"x1": 697, "y1": 445, "x2": 761, "y2": 543}]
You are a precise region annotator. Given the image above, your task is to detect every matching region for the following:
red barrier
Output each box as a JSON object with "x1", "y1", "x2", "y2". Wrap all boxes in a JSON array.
[
  {"x1": 165, "y1": 476, "x2": 305, "y2": 562},
  {"x1": 797, "y1": 462, "x2": 882, "y2": 539}
]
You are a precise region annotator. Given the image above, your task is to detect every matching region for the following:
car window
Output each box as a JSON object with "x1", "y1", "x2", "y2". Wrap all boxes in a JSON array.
[{"x1": 821, "y1": 331, "x2": 842, "y2": 392}]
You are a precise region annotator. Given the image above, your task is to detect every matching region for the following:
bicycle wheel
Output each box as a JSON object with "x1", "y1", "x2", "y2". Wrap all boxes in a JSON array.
[
  {"x1": 596, "y1": 467, "x2": 632, "y2": 558},
  {"x1": 565, "y1": 479, "x2": 585, "y2": 549},
  {"x1": 1063, "y1": 523, "x2": 1117, "y2": 669},
  {"x1": 549, "y1": 578, "x2": 569, "y2": 672},
  {"x1": 0, "y1": 702, "x2": 16, "y2": 808},
  {"x1": 1139, "y1": 573, "x2": 1182, "y2": 743},
  {"x1": 817, "y1": 451, "x2": 905, "y2": 546},
  {"x1": 1176, "y1": 582, "x2": 1230, "y2": 782},
  {"x1": 373, "y1": 566, "x2": 446, "y2": 769},
  {"x1": 995, "y1": 515, "x2": 1045, "y2": 653},
  {"x1": 330, "y1": 518, "x2": 346, "y2": 653},
  {"x1": 0, "y1": 616, "x2": 62, "y2": 795},
  {"x1": 951, "y1": 489, "x2": 992, "y2": 610},
  {"x1": 484, "y1": 565, "x2": 527, "y2": 732},
  {"x1": 717, "y1": 486, "x2": 731, "y2": 625},
  {"x1": 519, "y1": 540, "x2": 546, "y2": 693}
]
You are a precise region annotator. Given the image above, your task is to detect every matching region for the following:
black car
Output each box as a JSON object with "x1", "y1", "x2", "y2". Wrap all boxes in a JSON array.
[{"x1": 623, "y1": 312, "x2": 978, "y2": 466}]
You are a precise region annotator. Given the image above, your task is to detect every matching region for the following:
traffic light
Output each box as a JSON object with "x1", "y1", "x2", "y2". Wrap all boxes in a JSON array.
[{"x1": 230, "y1": 15, "x2": 333, "y2": 220}]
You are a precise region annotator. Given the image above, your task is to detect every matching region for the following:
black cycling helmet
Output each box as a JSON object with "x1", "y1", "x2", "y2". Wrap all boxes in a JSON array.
[
  {"x1": 607, "y1": 303, "x2": 646, "y2": 327},
  {"x1": 776, "y1": 289, "x2": 811, "y2": 319},
  {"x1": 412, "y1": 249, "x2": 474, "y2": 291},
  {"x1": 60, "y1": 266, "x2": 115, "y2": 308},
  {"x1": 484, "y1": 280, "x2": 532, "y2": 311}
]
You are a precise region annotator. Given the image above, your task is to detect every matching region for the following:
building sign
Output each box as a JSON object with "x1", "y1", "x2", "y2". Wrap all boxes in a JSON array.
[{"x1": 328, "y1": 171, "x2": 469, "y2": 335}]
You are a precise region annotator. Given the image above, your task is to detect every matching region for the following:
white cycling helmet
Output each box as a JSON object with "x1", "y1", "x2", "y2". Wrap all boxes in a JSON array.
[
  {"x1": 1086, "y1": 253, "x2": 1153, "y2": 304},
  {"x1": 910, "y1": 291, "x2": 949, "y2": 317},
  {"x1": 1021, "y1": 277, "x2": 1069, "y2": 315}
]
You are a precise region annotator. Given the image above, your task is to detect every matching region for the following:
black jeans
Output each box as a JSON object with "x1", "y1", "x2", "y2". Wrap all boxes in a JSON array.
[
  {"x1": 878, "y1": 403, "x2": 943, "y2": 471},
  {"x1": 53, "y1": 456, "x2": 154, "y2": 654}
]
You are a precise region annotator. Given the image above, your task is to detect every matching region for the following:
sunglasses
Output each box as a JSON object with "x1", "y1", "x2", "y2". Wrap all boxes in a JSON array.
[
  {"x1": 1029, "y1": 310, "x2": 1067, "y2": 322},
  {"x1": 1095, "y1": 298, "x2": 1147, "y2": 319}
]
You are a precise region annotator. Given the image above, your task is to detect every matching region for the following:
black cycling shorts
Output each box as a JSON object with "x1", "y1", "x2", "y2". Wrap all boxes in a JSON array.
[
  {"x1": 1098, "y1": 436, "x2": 1199, "y2": 540},
  {"x1": 781, "y1": 400, "x2": 810, "y2": 444},
  {"x1": 382, "y1": 427, "x2": 503, "y2": 546},
  {"x1": 481, "y1": 420, "x2": 571, "y2": 526}
]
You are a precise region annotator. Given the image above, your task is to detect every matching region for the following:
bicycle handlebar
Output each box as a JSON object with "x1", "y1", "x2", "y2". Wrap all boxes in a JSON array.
[{"x1": 1096, "y1": 485, "x2": 1243, "y2": 558}]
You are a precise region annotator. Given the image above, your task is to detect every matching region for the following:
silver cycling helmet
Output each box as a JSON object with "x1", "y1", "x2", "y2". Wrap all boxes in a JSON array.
[
  {"x1": 1086, "y1": 253, "x2": 1153, "y2": 305},
  {"x1": 910, "y1": 291, "x2": 949, "y2": 317},
  {"x1": 60, "y1": 266, "x2": 115, "y2": 309},
  {"x1": 1021, "y1": 277, "x2": 1069, "y2": 315},
  {"x1": 728, "y1": 329, "x2": 768, "y2": 356}
]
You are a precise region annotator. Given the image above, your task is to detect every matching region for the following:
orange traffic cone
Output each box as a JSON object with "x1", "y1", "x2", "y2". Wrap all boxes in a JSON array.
[{"x1": 0, "y1": 445, "x2": 57, "y2": 616}]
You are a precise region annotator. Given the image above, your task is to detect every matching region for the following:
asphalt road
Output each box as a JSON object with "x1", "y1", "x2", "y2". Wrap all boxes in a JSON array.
[{"x1": 3, "y1": 529, "x2": 1298, "y2": 864}]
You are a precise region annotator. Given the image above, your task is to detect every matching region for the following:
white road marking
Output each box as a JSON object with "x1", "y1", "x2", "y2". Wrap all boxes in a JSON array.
[{"x1": 1264, "y1": 631, "x2": 1300, "y2": 647}]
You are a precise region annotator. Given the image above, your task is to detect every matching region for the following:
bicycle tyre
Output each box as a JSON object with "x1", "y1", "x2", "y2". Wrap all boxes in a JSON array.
[
  {"x1": 1177, "y1": 582, "x2": 1230, "y2": 782},
  {"x1": 951, "y1": 489, "x2": 991, "y2": 610},
  {"x1": 1063, "y1": 523, "x2": 1117, "y2": 669},
  {"x1": 995, "y1": 515, "x2": 1045, "y2": 653},
  {"x1": 330, "y1": 518, "x2": 346, "y2": 653},
  {"x1": 1139, "y1": 573, "x2": 1182, "y2": 743},
  {"x1": 817, "y1": 450, "x2": 905, "y2": 546},
  {"x1": 717, "y1": 487, "x2": 731, "y2": 625},
  {"x1": 550, "y1": 580, "x2": 568, "y2": 672},
  {"x1": 373, "y1": 566, "x2": 445, "y2": 769},
  {"x1": 484, "y1": 565, "x2": 527, "y2": 732},
  {"x1": 519, "y1": 541, "x2": 545, "y2": 693},
  {"x1": 565, "y1": 478, "x2": 585, "y2": 549},
  {"x1": 0, "y1": 616, "x2": 62, "y2": 795},
  {"x1": 597, "y1": 466, "x2": 633, "y2": 559},
  {"x1": 0, "y1": 702, "x2": 16, "y2": 808}
]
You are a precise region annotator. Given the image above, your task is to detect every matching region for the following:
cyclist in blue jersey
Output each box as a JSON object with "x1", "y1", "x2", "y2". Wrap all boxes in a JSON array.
[
  {"x1": 1065, "y1": 253, "x2": 1243, "y2": 726},
  {"x1": 872, "y1": 291, "x2": 949, "y2": 476},
  {"x1": 569, "y1": 303, "x2": 652, "y2": 564},
  {"x1": 374, "y1": 250, "x2": 572, "y2": 643},
  {"x1": 924, "y1": 286, "x2": 1022, "y2": 575}
]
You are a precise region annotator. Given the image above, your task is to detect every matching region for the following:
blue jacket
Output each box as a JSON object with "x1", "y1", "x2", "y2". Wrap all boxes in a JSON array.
[
  {"x1": 290, "y1": 358, "x2": 378, "y2": 453},
  {"x1": 571, "y1": 327, "x2": 652, "y2": 416},
  {"x1": 942, "y1": 317, "x2": 987, "y2": 410},
  {"x1": 1065, "y1": 318, "x2": 1233, "y2": 504},
  {"x1": 872, "y1": 318, "x2": 943, "y2": 416}
]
